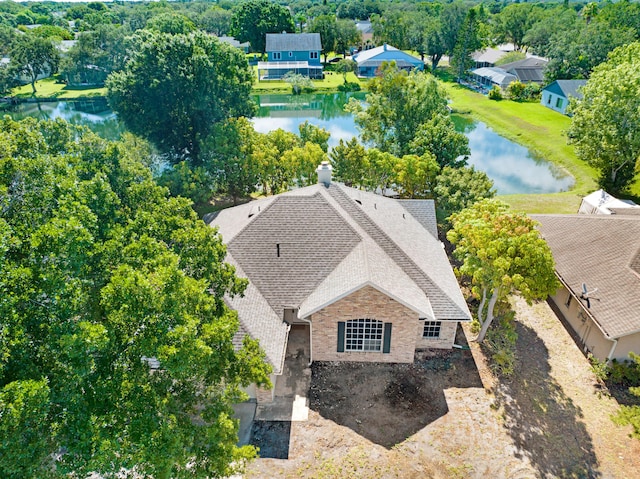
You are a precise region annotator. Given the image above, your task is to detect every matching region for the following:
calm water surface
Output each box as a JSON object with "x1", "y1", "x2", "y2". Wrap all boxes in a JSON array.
[
  {"x1": 4, "y1": 93, "x2": 573, "y2": 194},
  {"x1": 252, "y1": 92, "x2": 365, "y2": 149},
  {"x1": 5, "y1": 98, "x2": 123, "y2": 140}
]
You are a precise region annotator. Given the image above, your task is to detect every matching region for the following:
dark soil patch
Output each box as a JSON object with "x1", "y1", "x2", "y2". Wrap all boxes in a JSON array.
[
  {"x1": 250, "y1": 421, "x2": 291, "y2": 459},
  {"x1": 309, "y1": 346, "x2": 482, "y2": 448}
]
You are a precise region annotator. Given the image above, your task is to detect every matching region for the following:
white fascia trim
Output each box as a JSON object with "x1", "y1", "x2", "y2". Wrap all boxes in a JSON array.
[{"x1": 298, "y1": 280, "x2": 433, "y2": 320}]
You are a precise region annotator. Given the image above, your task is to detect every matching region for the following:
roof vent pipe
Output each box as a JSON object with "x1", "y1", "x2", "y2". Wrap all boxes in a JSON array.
[{"x1": 316, "y1": 161, "x2": 332, "y2": 186}]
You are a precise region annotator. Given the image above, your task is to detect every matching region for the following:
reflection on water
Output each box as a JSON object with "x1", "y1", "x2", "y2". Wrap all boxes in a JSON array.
[
  {"x1": 5, "y1": 99, "x2": 124, "y2": 140},
  {"x1": 5, "y1": 94, "x2": 573, "y2": 195},
  {"x1": 455, "y1": 117, "x2": 574, "y2": 194},
  {"x1": 252, "y1": 93, "x2": 365, "y2": 150}
]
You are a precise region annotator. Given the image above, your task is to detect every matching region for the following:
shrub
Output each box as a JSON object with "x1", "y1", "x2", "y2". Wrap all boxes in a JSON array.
[
  {"x1": 613, "y1": 387, "x2": 640, "y2": 439},
  {"x1": 488, "y1": 85, "x2": 502, "y2": 101},
  {"x1": 524, "y1": 82, "x2": 541, "y2": 100},
  {"x1": 338, "y1": 81, "x2": 361, "y2": 92},
  {"x1": 589, "y1": 354, "x2": 609, "y2": 383},
  {"x1": 483, "y1": 310, "x2": 518, "y2": 376},
  {"x1": 507, "y1": 80, "x2": 526, "y2": 101},
  {"x1": 282, "y1": 72, "x2": 315, "y2": 95}
]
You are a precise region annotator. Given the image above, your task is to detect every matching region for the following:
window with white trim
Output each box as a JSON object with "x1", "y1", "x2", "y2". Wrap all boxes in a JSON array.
[
  {"x1": 423, "y1": 321, "x2": 442, "y2": 338},
  {"x1": 345, "y1": 319, "x2": 383, "y2": 351},
  {"x1": 565, "y1": 293, "x2": 572, "y2": 308},
  {"x1": 273, "y1": 52, "x2": 281, "y2": 60},
  {"x1": 310, "y1": 51, "x2": 318, "y2": 59},
  {"x1": 556, "y1": 97, "x2": 563, "y2": 109}
]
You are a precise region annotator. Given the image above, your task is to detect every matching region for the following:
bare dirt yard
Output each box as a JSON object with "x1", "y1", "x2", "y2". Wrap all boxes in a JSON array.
[{"x1": 245, "y1": 297, "x2": 640, "y2": 479}]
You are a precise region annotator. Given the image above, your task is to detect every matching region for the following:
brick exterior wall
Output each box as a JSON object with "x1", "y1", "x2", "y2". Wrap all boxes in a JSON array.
[
  {"x1": 415, "y1": 321, "x2": 457, "y2": 349},
  {"x1": 311, "y1": 285, "x2": 419, "y2": 363}
]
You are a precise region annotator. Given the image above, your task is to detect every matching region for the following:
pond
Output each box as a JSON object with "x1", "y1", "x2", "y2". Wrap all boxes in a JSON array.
[
  {"x1": 253, "y1": 93, "x2": 573, "y2": 195},
  {"x1": 4, "y1": 93, "x2": 573, "y2": 195},
  {"x1": 4, "y1": 98, "x2": 124, "y2": 140}
]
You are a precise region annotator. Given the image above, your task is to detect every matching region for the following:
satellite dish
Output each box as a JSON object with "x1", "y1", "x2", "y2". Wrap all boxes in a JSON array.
[{"x1": 580, "y1": 283, "x2": 598, "y2": 309}]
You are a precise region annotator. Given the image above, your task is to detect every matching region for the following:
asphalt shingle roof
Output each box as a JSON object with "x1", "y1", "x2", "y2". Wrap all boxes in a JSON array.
[
  {"x1": 543, "y1": 80, "x2": 587, "y2": 100},
  {"x1": 533, "y1": 215, "x2": 640, "y2": 339},
  {"x1": 212, "y1": 183, "x2": 471, "y2": 373},
  {"x1": 266, "y1": 33, "x2": 321, "y2": 52}
]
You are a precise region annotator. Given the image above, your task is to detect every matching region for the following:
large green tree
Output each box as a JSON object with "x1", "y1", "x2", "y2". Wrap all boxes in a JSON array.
[
  {"x1": 198, "y1": 7, "x2": 232, "y2": 36},
  {"x1": 447, "y1": 199, "x2": 558, "y2": 343},
  {"x1": 61, "y1": 23, "x2": 127, "y2": 86},
  {"x1": 229, "y1": 0, "x2": 294, "y2": 53},
  {"x1": 205, "y1": 117, "x2": 262, "y2": 205},
  {"x1": 409, "y1": 113, "x2": 470, "y2": 168},
  {"x1": 146, "y1": 12, "x2": 196, "y2": 35},
  {"x1": 106, "y1": 30, "x2": 255, "y2": 164},
  {"x1": 567, "y1": 41, "x2": 640, "y2": 193},
  {"x1": 309, "y1": 14, "x2": 337, "y2": 62},
  {"x1": 492, "y1": 3, "x2": 536, "y2": 51},
  {"x1": 544, "y1": 21, "x2": 635, "y2": 82},
  {"x1": 334, "y1": 18, "x2": 360, "y2": 57},
  {"x1": 451, "y1": 7, "x2": 483, "y2": 81},
  {"x1": 0, "y1": 117, "x2": 271, "y2": 479},
  {"x1": 433, "y1": 165, "x2": 495, "y2": 224},
  {"x1": 346, "y1": 63, "x2": 449, "y2": 157},
  {"x1": 9, "y1": 33, "x2": 59, "y2": 93}
]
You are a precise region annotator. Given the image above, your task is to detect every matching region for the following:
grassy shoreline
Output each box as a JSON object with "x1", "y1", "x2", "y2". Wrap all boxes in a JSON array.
[
  {"x1": 11, "y1": 74, "x2": 637, "y2": 213},
  {"x1": 9, "y1": 71, "x2": 367, "y2": 99},
  {"x1": 442, "y1": 82, "x2": 603, "y2": 214}
]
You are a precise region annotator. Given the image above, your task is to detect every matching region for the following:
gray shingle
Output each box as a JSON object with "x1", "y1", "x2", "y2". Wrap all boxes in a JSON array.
[
  {"x1": 266, "y1": 33, "x2": 322, "y2": 52},
  {"x1": 228, "y1": 193, "x2": 361, "y2": 318},
  {"x1": 399, "y1": 199, "x2": 438, "y2": 238},
  {"x1": 210, "y1": 183, "x2": 472, "y2": 371},
  {"x1": 533, "y1": 214, "x2": 640, "y2": 339}
]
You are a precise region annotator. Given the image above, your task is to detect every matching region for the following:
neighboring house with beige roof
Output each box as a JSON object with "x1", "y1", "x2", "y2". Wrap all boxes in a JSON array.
[
  {"x1": 533, "y1": 214, "x2": 640, "y2": 362},
  {"x1": 210, "y1": 163, "x2": 471, "y2": 402}
]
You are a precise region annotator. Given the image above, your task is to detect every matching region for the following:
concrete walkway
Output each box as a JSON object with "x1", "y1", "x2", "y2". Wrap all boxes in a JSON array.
[{"x1": 255, "y1": 324, "x2": 311, "y2": 422}]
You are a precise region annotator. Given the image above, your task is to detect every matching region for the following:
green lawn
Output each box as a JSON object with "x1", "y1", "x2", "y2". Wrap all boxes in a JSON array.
[
  {"x1": 12, "y1": 77, "x2": 106, "y2": 99},
  {"x1": 443, "y1": 82, "x2": 600, "y2": 214},
  {"x1": 12, "y1": 71, "x2": 367, "y2": 97},
  {"x1": 252, "y1": 69, "x2": 367, "y2": 93}
]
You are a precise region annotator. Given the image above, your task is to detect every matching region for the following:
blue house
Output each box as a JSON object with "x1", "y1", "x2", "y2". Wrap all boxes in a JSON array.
[
  {"x1": 258, "y1": 33, "x2": 323, "y2": 80},
  {"x1": 541, "y1": 80, "x2": 587, "y2": 115},
  {"x1": 352, "y1": 44, "x2": 423, "y2": 77}
]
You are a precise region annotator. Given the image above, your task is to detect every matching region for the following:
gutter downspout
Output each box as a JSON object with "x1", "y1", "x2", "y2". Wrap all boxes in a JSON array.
[
  {"x1": 606, "y1": 339, "x2": 618, "y2": 364},
  {"x1": 299, "y1": 316, "x2": 313, "y2": 367}
]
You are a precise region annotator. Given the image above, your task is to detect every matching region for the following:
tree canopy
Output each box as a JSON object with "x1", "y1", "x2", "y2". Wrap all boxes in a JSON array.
[
  {"x1": 346, "y1": 63, "x2": 450, "y2": 157},
  {"x1": 106, "y1": 30, "x2": 255, "y2": 164},
  {"x1": 230, "y1": 0, "x2": 294, "y2": 53},
  {"x1": 447, "y1": 199, "x2": 558, "y2": 343},
  {"x1": 567, "y1": 41, "x2": 640, "y2": 193},
  {"x1": 0, "y1": 117, "x2": 271, "y2": 478},
  {"x1": 9, "y1": 33, "x2": 59, "y2": 93}
]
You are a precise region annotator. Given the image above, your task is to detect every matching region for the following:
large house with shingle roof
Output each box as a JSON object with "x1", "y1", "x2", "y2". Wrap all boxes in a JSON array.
[
  {"x1": 533, "y1": 214, "x2": 640, "y2": 362},
  {"x1": 258, "y1": 32, "x2": 323, "y2": 80},
  {"x1": 211, "y1": 163, "x2": 471, "y2": 402}
]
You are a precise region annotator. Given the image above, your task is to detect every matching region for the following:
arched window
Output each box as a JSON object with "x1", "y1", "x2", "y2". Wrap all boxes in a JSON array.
[{"x1": 345, "y1": 318, "x2": 384, "y2": 352}]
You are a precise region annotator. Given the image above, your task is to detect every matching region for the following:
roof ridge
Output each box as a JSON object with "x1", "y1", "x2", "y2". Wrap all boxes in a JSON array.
[{"x1": 327, "y1": 185, "x2": 469, "y2": 320}]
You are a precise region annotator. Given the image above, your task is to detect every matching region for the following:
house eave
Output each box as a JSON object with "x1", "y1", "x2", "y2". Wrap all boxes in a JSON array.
[
  {"x1": 299, "y1": 280, "x2": 434, "y2": 320},
  {"x1": 555, "y1": 272, "x2": 612, "y2": 340}
]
